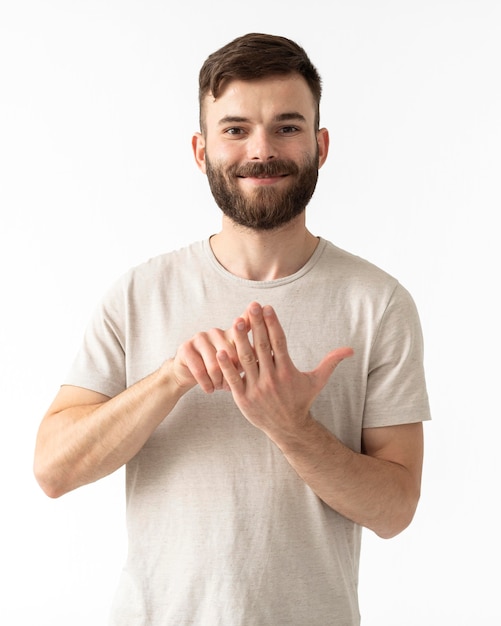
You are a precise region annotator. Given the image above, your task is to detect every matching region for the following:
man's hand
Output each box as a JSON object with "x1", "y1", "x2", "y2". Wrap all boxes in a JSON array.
[
  {"x1": 171, "y1": 326, "x2": 245, "y2": 394},
  {"x1": 215, "y1": 302, "x2": 353, "y2": 437},
  {"x1": 211, "y1": 302, "x2": 421, "y2": 538}
]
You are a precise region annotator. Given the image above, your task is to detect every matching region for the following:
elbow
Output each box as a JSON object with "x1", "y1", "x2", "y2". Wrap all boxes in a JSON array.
[
  {"x1": 33, "y1": 429, "x2": 78, "y2": 498},
  {"x1": 373, "y1": 493, "x2": 420, "y2": 540},
  {"x1": 33, "y1": 467, "x2": 61, "y2": 499},
  {"x1": 34, "y1": 474, "x2": 62, "y2": 500},
  {"x1": 35, "y1": 475, "x2": 71, "y2": 500},
  {"x1": 39, "y1": 485, "x2": 65, "y2": 499},
  {"x1": 33, "y1": 456, "x2": 72, "y2": 499},
  {"x1": 374, "y1": 521, "x2": 410, "y2": 540}
]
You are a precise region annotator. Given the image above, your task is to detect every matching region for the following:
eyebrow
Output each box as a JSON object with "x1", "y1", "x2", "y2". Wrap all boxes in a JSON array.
[{"x1": 217, "y1": 112, "x2": 307, "y2": 126}]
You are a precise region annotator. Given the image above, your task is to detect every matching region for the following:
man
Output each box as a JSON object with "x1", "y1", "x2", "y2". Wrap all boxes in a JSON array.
[{"x1": 34, "y1": 33, "x2": 431, "y2": 625}]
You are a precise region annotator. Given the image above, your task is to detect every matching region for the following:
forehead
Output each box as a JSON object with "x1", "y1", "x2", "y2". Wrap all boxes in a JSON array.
[{"x1": 202, "y1": 75, "x2": 317, "y2": 128}]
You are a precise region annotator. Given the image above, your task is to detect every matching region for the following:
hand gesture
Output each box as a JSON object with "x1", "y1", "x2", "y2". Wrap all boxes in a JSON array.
[
  {"x1": 215, "y1": 302, "x2": 353, "y2": 438},
  {"x1": 171, "y1": 326, "x2": 242, "y2": 394}
]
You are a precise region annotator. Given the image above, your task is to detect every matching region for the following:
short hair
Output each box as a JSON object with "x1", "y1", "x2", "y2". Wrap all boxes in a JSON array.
[{"x1": 198, "y1": 33, "x2": 322, "y2": 132}]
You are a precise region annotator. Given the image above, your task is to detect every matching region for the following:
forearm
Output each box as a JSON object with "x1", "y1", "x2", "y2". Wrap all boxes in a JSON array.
[
  {"x1": 271, "y1": 417, "x2": 420, "y2": 539},
  {"x1": 34, "y1": 359, "x2": 186, "y2": 497}
]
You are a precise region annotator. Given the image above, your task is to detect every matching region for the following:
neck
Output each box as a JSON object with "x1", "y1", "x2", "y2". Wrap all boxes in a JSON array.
[{"x1": 210, "y1": 215, "x2": 319, "y2": 281}]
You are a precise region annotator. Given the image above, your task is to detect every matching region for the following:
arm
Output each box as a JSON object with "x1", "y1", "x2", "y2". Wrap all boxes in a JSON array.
[
  {"x1": 216, "y1": 302, "x2": 424, "y2": 539},
  {"x1": 273, "y1": 420, "x2": 423, "y2": 539},
  {"x1": 34, "y1": 327, "x2": 240, "y2": 498}
]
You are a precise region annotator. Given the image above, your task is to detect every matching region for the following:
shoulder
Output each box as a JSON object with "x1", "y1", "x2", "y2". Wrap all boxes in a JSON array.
[
  {"x1": 316, "y1": 238, "x2": 403, "y2": 302},
  {"x1": 96, "y1": 240, "x2": 207, "y2": 310},
  {"x1": 128, "y1": 240, "x2": 206, "y2": 281},
  {"x1": 107, "y1": 240, "x2": 206, "y2": 293},
  {"x1": 319, "y1": 239, "x2": 395, "y2": 281},
  {"x1": 315, "y1": 240, "x2": 425, "y2": 331}
]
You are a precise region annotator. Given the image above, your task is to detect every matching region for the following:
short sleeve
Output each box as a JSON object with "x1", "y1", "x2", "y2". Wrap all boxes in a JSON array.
[
  {"x1": 63, "y1": 274, "x2": 128, "y2": 398},
  {"x1": 362, "y1": 283, "x2": 431, "y2": 428}
]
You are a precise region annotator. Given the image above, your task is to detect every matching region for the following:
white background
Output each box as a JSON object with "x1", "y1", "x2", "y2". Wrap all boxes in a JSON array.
[{"x1": 1, "y1": 1, "x2": 500, "y2": 624}]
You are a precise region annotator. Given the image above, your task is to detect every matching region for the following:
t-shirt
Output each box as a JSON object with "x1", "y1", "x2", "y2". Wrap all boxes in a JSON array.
[{"x1": 65, "y1": 237, "x2": 431, "y2": 625}]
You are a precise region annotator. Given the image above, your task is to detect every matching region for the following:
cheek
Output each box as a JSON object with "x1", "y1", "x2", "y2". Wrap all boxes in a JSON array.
[
  {"x1": 211, "y1": 146, "x2": 240, "y2": 166},
  {"x1": 205, "y1": 134, "x2": 246, "y2": 162}
]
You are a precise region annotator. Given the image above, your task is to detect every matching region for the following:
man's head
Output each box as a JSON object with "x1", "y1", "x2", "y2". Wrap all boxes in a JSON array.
[
  {"x1": 193, "y1": 34, "x2": 328, "y2": 231},
  {"x1": 198, "y1": 33, "x2": 322, "y2": 135}
]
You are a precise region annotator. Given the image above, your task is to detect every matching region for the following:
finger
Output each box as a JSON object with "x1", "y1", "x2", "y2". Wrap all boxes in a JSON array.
[
  {"x1": 261, "y1": 304, "x2": 292, "y2": 368},
  {"x1": 177, "y1": 343, "x2": 218, "y2": 393},
  {"x1": 310, "y1": 347, "x2": 354, "y2": 391},
  {"x1": 205, "y1": 327, "x2": 243, "y2": 377},
  {"x1": 232, "y1": 315, "x2": 260, "y2": 382},
  {"x1": 184, "y1": 329, "x2": 239, "y2": 393},
  {"x1": 216, "y1": 349, "x2": 244, "y2": 392},
  {"x1": 247, "y1": 302, "x2": 275, "y2": 370}
]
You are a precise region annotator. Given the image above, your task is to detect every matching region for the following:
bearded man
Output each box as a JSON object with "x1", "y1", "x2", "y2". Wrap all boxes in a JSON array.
[{"x1": 35, "y1": 33, "x2": 431, "y2": 626}]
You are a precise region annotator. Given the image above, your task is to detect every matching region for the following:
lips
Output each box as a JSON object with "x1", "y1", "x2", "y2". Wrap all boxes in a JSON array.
[{"x1": 238, "y1": 173, "x2": 288, "y2": 179}]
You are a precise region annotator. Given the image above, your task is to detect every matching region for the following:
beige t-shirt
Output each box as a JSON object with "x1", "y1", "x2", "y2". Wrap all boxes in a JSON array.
[{"x1": 66, "y1": 238, "x2": 431, "y2": 625}]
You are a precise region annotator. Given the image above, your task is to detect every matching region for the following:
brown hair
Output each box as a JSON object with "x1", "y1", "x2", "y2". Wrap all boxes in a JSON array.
[{"x1": 198, "y1": 33, "x2": 322, "y2": 132}]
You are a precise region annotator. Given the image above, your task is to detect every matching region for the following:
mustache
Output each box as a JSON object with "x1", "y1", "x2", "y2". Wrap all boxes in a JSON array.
[{"x1": 231, "y1": 160, "x2": 300, "y2": 178}]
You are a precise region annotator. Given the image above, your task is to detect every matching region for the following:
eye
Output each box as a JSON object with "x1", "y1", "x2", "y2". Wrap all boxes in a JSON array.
[
  {"x1": 278, "y1": 125, "x2": 300, "y2": 135},
  {"x1": 224, "y1": 127, "x2": 246, "y2": 136}
]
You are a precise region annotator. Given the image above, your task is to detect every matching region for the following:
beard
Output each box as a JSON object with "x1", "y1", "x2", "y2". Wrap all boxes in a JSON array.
[{"x1": 205, "y1": 150, "x2": 320, "y2": 231}]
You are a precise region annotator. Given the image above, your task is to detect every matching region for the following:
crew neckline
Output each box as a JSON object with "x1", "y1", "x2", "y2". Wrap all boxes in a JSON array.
[{"x1": 202, "y1": 237, "x2": 327, "y2": 288}]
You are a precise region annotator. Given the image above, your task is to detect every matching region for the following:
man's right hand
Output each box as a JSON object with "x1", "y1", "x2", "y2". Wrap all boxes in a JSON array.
[
  {"x1": 34, "y1": 316, "x2": 247, "y2": 497},
  {"x1": 170, "y1": 325, "x2": 245, "y2": 394}
]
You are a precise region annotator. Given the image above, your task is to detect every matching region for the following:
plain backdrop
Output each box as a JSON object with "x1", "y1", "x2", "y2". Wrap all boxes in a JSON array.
[{"x1": 1, "y1": 1, "x2": 500, "y2": 624}]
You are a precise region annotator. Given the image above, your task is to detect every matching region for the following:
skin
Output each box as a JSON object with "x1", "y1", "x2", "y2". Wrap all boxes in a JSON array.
[{"x1": 34, "y1": 74, "x2": 423, "y2": 539}]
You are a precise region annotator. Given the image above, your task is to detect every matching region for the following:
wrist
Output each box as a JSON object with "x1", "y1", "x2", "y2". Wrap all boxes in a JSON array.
[
  {"x1": 266, "y1": 411, "x2": 320, "y2": 452},
  {"x1": 158, "y1": 358, "x2": 196, "y2": 399}
]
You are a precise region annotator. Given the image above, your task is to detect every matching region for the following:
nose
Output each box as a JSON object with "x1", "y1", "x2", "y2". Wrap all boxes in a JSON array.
[{"x1": 247, "y1": 128, "x2": 277, "y2": 161}]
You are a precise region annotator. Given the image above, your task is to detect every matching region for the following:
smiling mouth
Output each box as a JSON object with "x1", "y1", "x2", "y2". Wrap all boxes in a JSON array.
[
  {"x1": 234, "y1": 159, "x2": 298, "y2": 179},
  {"x1": 237, "y1": 173, "x2": 288, "y2": 179}
]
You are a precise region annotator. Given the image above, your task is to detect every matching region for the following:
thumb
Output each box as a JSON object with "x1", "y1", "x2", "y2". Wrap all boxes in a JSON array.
[{"x1": 310, "y1": 347, "x2": 354, "y2": 390}]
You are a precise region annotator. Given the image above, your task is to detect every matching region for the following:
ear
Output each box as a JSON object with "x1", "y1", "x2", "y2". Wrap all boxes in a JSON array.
[
  {"x1": 192, "y1": 132, "x2": 207, "y2": 174},
  {"x1": 316, "y1": 127, "x2": 329, "y2": 169}
]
